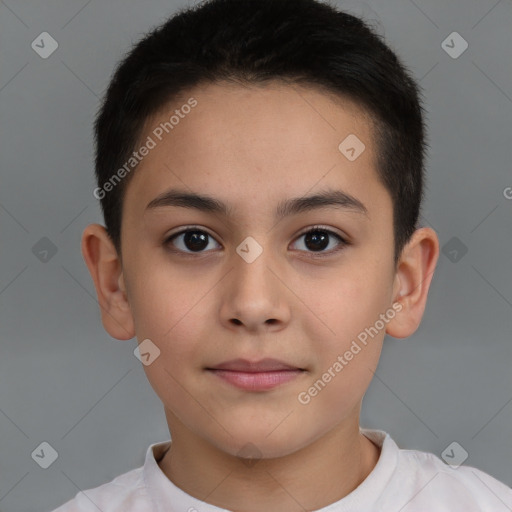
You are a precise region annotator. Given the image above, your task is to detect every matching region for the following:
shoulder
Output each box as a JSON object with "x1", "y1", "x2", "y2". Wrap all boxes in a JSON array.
[
  {"x1": 391, "y1": 445, "x2": 512, "y2": 510},
  {"x1": 49, "y1": 466, "x2": 150, "y2": 512}
]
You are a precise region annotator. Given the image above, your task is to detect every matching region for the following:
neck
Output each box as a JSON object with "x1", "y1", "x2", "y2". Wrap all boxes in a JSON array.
[{"x1": 158, "y1": 417, "x2": 381, "y2": 511}]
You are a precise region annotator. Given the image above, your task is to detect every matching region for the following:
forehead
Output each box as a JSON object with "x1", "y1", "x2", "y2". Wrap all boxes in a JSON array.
[{"x1": 123, "y1": 81, "x2": 389, "y2": 222}]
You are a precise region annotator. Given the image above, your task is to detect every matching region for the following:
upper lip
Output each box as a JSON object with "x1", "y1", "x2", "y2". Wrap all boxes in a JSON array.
[{"x1": 207, "y1": 358, "x2": 304, "y2": 372}]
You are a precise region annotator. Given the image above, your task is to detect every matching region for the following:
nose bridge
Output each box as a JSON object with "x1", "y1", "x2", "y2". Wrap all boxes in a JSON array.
[
  {"x1": 221, "y1": 234, "x2": 289, "y2": 329},
  {"x1": 232, "y1": 234, "x2": 275, "y2": 293}
]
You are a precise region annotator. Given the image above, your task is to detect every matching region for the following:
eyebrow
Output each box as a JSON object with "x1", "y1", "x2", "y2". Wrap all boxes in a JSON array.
[{"x1": 145, "y1": 187, "x2": 368, "y2": 219}]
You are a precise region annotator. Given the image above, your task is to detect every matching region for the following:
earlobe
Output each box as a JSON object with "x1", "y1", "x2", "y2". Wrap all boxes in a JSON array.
[
  {"x1": 81, "y1": 224, "x2": 135, "y2": 341},
  {"x1": 385, "y1": 227, "x2": 439, "y2": 339}
]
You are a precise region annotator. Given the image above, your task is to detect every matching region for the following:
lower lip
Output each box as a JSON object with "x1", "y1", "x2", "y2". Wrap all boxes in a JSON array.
[{"x1": 207, "y1": 369, "x2": 304, "y2": 391}]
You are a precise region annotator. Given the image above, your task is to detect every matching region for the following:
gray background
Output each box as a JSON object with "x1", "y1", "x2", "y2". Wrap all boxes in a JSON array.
[{"x1": 0, "y1": 0, "x2": 511, "y2": 510}]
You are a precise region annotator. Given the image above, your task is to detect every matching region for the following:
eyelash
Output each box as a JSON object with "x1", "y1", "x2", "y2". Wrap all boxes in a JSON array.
[{"x1": 163, "y1": 225, "x2": 349, "y2": 258}]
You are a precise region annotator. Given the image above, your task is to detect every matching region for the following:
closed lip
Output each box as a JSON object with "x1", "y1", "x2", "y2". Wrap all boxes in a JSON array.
[{"x1": 206, "y1": 358, "x2": 305, "y2": 372}]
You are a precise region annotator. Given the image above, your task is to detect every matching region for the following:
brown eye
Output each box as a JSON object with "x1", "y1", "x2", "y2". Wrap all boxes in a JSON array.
[
  {"x1": 291, "y1": 227, "x2": 347, "y2": 256},
  {"x1": 164, "y1": 225, "x2": 348, "y2": 258},
  {"x1": 165, "y1": 228, "x2": 220, "y2": 254}
]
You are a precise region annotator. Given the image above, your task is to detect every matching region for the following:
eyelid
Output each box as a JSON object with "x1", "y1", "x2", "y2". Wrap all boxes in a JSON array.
[
  {"x1": 165, "y1": 224, "x2": 216, "y2": 239},
  {"x1": 296, "y1": 224, "x2": 346, "y2": 240}
]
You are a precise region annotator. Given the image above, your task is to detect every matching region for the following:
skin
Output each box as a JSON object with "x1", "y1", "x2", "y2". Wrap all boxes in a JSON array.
[{"x1": 82, "y1": 81, "x2": 439, "y2": 511}]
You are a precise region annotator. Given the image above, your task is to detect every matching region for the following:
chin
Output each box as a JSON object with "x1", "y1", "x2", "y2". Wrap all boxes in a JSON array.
[{"x1": 210, "y1": 428, "x2": 312, "y2": 461}]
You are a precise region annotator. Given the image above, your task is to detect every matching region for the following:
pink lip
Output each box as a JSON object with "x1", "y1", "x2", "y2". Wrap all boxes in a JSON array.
[
  {"x1": 208, "y1": 358, "x2": 303, "y2": 372},
  {"x1": 206, "y1": 358, "x2": 306, "y2": 391},
  {"x1": 208, "y1": 369, "x2": 304, "y2": 391}
]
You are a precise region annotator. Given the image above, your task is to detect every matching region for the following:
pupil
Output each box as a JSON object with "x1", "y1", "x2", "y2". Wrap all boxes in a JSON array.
[
  {"x1": 305, "y1": 230, "x2": 328, "y2": 251},
  {"x1": 185, "y1": 231, "x2": 208, "y2": 251}
]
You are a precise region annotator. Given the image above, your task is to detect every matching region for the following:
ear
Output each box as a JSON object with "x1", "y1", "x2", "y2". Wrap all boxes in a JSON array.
[
  {"x1": 386, "y1": 227, "x2": 439, "y2": 339},
  {"x1": 81, "y1": 224, "x2": 135, "y2": 340}
]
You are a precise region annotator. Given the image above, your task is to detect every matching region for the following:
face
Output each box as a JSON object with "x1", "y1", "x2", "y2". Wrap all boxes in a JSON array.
[{"x1": 115, "y1": 82, "x2": 402, "y2": 458}]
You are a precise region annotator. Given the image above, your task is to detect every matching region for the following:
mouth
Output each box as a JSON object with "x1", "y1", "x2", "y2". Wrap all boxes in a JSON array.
[{"x1": 206, "y1": 358, "x2": 306, "y2": 391}]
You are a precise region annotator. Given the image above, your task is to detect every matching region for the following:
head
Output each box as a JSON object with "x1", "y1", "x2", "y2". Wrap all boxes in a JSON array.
[{"x1": 83, "y1": 0, "x2": 439, "y2": 459}]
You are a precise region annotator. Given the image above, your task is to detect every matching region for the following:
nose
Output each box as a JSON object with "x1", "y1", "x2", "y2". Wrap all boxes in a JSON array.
[{"x1": 219, "y1": 241, "x2": 291, "y2": 333}]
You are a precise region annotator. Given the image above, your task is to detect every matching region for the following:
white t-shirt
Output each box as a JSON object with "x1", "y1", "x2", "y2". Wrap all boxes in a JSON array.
[{"x1": 50, "y1": 429, "x2": 512, "y2": 511}]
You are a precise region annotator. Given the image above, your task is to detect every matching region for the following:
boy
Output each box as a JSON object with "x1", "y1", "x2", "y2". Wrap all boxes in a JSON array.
[{"x1": 52, "y1": 0, "x2": 512, "y2": 510}]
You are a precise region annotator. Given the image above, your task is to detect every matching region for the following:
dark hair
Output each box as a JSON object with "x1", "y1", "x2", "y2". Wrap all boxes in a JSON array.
[{"x1": 94, "y1": 0, "x2": 426, "y2": 266}]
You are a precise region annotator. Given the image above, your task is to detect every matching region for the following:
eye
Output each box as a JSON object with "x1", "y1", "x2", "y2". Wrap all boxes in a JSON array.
[
  {"x1": 164, "y1": 227, "x2": 221, "y2": 254},
  {"x1": 290, "y1": 226, "x2": 348, "y2": 257},
  {"x1": 164, "y1": 225, "x2": 348, "y2": 257}
]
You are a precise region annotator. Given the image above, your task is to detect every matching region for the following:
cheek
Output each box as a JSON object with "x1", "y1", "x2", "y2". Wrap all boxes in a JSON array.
[
  {"x1": 135, "y1": 303, "x2": 207, "y2": 409},
  {"x1": 313, "y1": 262, "x2": 389, "y2": 333},
  {"x1": 127, "y1": 258, "x2": 198, "y2": 337},
  {"x1": 304, "y1": 256, "x2": 391, "y2": 371},
  {"x1": 130, "y1": 273, "x2": 220, "y2": 375}
]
